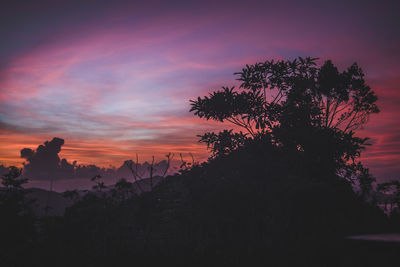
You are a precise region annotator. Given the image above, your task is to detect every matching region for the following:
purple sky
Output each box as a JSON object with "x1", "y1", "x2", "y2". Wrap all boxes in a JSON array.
[{"x1": 0, "y1": 0, "x2": 399, "y2": 183}]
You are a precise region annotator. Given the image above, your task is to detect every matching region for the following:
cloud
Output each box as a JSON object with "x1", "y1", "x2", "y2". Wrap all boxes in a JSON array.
[
  {"x1": 19, "y1": 138, "x2": 176, "y2": 185},
  {"x1": 0, "y1": 163, "x2": 8, "y2": 176},
  {"x1": 21, "y1": 137, "x2": 65, "y2": 180},
  {"x1": 1, "y1": 0, "x2": 399, "y2": 183}
]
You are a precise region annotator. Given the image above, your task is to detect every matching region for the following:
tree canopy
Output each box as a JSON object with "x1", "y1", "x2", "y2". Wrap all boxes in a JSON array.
[
  {"x1": 191, "y1": 57, "x2": 379, "y2": 136},
  {"x1": 190, "y1": 57, "x2": 379, "y2": 192}
]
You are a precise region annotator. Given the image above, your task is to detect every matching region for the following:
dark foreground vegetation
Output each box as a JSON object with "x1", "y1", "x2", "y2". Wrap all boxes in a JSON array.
[{"x1": 1, "y1": 57, "x2": 399, "y2": 266}]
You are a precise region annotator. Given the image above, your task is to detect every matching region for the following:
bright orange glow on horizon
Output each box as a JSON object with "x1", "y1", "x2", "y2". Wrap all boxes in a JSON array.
[{"x1": 1, "y1": 0, "x2": 399, "y2": 183}]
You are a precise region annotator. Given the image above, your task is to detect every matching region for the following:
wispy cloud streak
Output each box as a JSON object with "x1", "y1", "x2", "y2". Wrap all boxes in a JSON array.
[{"x1": 0, "y1": 0, "x2": 399, "y2": 182}]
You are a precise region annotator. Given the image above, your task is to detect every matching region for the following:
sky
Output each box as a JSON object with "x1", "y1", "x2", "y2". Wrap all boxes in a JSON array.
[{"x1": 0, "y1": 0, "x2": 399, "y2": 183}]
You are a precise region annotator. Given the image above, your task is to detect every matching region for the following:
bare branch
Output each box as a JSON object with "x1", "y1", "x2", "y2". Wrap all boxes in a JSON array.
[{"x1": 161, "y1": 153, "x2": 174, "y2": 178}]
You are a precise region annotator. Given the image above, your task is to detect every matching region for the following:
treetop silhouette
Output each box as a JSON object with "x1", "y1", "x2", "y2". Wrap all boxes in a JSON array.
[
  {"x1": 190, "y1": 57, "x2": 379, "y2": 191},
  {"x1": 191, "y1": 57, "x2": 379, "y2": 137}
]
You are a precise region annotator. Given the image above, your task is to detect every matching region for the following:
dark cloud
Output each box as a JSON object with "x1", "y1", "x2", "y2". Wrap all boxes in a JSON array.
[
  {"x1": 20, "y1": 148, "x2": 34, "y2": 159},
  {"x1": 0, "y1": 163, "x2": 8, "y2": 176},
  {"x1": 20, "y1": 137, "x2": 173, "y2": 182},
  {"x1": 21, "y1": 137, "x2": 64, "y2": 180}
]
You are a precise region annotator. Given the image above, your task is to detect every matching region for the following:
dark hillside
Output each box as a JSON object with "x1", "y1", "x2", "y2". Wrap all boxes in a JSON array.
[{"x1": 33, "y1": 137, "x2": 389, "y2": 267}]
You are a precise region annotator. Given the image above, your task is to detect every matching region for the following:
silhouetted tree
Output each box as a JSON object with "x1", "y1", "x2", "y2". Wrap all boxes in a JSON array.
[
  {"x1": 190, "y1": 57, "x2": 379, "y2": 186},
  {"x1": 191, "y1": 58, "x2": 378, "y2": 134},
  {"x1": 91, "y1": 174, "x2": 107, "y2": 192},
  {"x1": 125, "y1": 153, "x2": 174, "y2": 192},
  {"x1": 0, "y1": 167, "x2": 35, "y2": 265},
  {"x1": 377, "y1": 180, "x2": 400, "y2": 214},
  {"x1": 1, "y1": 166, "x2": 28, "y2": 189},
  {"x1": 198, "y1": 130, "x2": 247, "y2": 158}
]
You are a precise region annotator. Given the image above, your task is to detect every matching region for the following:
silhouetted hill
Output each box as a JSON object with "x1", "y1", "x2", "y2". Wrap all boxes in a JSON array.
[
  {"x1": 25, "y1": 188, "x2": 72, "y2": 217},
  {"x1": 29, "y1": 138, "x2": 393, "y2": 267}
]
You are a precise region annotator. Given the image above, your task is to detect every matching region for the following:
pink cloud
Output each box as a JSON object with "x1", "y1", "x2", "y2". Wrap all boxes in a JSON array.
[{"x1": 1, "y1": 0, "x2": 399, "y2": 183}]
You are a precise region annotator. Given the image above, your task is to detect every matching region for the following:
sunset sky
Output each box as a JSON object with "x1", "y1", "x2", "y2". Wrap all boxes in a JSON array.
[{"x1": 1, "y1": 0, "x2": 399, "y2": 182}]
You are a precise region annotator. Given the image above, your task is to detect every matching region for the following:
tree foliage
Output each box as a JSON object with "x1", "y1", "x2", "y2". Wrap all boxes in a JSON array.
[
  {"x1": 191, "y1": 57, "x2": 379, "y2": 137},
  {"x1": 190, "y1": 57, "x2": 379, "y2": 193},
  {"x1": 1, "y1": 166, "x2": 28, "y2": 189},
  {"x1": 198, "y1": 130, "x2": 248, "y2": 158},
  {"x1": 0, "y1": 167, "x2": 35, "y2": 265}
]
